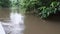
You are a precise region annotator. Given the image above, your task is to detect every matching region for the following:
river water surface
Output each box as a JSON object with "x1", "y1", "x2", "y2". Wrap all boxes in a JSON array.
[{"x1": 0, "y1": 8, "x2": 60, "y2": 34}]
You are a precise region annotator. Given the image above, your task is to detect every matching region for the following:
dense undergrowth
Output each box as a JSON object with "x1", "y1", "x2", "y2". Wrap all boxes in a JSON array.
[
  {"x1": 20, "y1": 0, "x2": 60, "y2": 18},
  {"x1": 0, "y1": 0, "x2": 11, "y2": 7},
  {"x1": 0, "y1": 0, "x2": 60, "y2": 18},
  {"x1": 0, "y1": 0, "x2": 20, "y2": 7}
]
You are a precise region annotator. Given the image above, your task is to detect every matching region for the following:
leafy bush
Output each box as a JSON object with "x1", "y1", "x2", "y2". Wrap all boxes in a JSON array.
[
  {"x1": 20, "y1": 0, "x2": 60, "y2": 18},
  {"x1": 20, "y1": 0, "x2": 42, "y2": 11},
  {"x1": 38, "y1": 1, "x2": 60, "y2": 18},
  {"x1": 0, "y1": 0, "x2": 20, "y2": 8},
  {"x1": 10, "y1": 0, "x2": 20, "y2": 7},
  {"x1": 0, "y1": 0, "x2": 11, "y2": 7}
]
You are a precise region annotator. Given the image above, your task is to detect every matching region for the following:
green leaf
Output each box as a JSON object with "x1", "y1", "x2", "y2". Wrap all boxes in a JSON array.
[{"x1": 50, "y1": 1, "x2": 60, "y2": 7}]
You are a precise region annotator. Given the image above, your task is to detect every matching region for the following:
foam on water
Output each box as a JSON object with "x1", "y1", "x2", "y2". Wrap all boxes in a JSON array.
[
  {"x1": 0, "y1": 22, "x2": 6, "y2": 34},
  {"x1": 10, "y1": 12, "x2": 25, "y2": 34},
  {"x1": 2, "y1": 12, "x2": 25, "y2": 34}
]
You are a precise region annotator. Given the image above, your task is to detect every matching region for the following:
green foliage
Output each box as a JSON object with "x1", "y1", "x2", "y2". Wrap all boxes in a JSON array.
[
  {"x1": 20, "y1": 0, "x2": 42, "y2": 10},
  {"x1": 38, "y1": 1, "x2": 60, "y2": 18},
  {"x1": 11, "y1": 0, "x2": 20, "y2": 7},
  {"x1": 0, "y1": 0, "x2": 21, "y2": 7},
  {"x1": 50, "y1": 1, "x2": 60, "y2": 7},
  {"x1": 20, "y1": 0, "x2": 60, "y2": 18},
  {"x1": 38, "y1": 7, "x2": 57, "y2": 18},
  {"x1": 0, "y1": 0, "x2": 11, "y2": 7}
]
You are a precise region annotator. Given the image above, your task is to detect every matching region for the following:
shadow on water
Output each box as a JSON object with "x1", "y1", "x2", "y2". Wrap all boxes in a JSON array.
[
  {"x1": 45, "y1": 12, "x2": 60, "y2": 23},
  {"x1": 24, "y1": 12, "x2": 60, "y2": 34}
]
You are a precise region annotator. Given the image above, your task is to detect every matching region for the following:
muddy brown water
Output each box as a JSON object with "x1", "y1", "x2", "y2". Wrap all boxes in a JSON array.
[
  {"x1": 0, "y1": 8, "x2": 10, "y2": 22},
  {"x1": 0, "y1": 8, "x2": 60, "y2": 34}
]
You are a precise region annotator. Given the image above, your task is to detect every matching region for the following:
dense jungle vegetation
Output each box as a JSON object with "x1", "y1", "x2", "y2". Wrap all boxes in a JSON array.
[
  {"x1": 20, "y1": 0, "x2": 60, "y2": 18},
  {"x1": 0, "y1": 0, "x2": 60, "y2": 18},
  {"x1": 0, "y1": 0, "x2": 11, "y2": 7}
]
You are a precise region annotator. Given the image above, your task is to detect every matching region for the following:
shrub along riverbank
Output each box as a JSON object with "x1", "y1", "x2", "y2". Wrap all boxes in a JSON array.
[
  {"x1": 0, "y1": 0, "x2": 11, "y2": 7},
  {"x1": 20, "y1": 0, "x2": 60, "y2": 18},
  {"x1": 0, "y1": 0, "x2": 60, "y2": 18}
]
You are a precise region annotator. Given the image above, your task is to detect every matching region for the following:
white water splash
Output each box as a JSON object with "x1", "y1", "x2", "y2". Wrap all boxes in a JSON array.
[
  {"x1": 0, "y1": 22, "x2": 6, "y2": 34},
  {"x1": 10, "y1": 12, "x2": 25, "y2": 34},
  {"x1": 2, "y1": 12, "x2": 25, "y2": 34}
]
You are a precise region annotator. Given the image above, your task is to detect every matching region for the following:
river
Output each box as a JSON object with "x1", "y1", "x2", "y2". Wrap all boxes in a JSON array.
[{"x1": 0, "y1": 8, "x2": 60, "y2": 34}]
